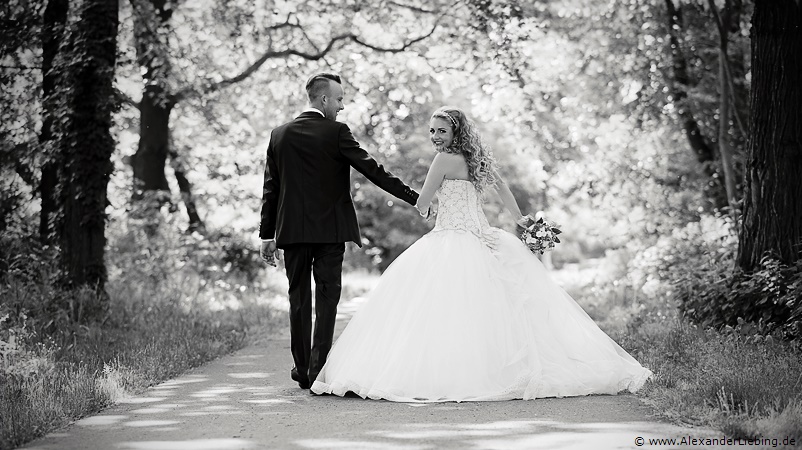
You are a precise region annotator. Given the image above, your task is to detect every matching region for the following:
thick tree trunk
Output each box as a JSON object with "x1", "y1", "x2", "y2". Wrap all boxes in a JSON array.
[
  {"x1": 737, "y1": 0, "x2": 802, "y2": 271},
  {"x1": 55, "y1": 0, "x2": 119, "y2": 299},
  {"x1": 39, "y1": 0, "x2": 68, "y2": 244}
]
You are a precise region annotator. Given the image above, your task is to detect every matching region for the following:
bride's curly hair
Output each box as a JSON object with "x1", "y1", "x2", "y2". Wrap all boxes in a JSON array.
[{"x1": 431, "y1": 106, "x2": 497, "y2": 192}]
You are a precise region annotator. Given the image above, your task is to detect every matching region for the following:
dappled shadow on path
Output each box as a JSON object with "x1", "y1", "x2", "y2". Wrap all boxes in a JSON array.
[
  {"x1": 294, "y1": 418, "x2": 706, "y2": 449},
  {"x1": 23, "y1": 344, "x2": 716, "y2": 450},
  {"x1": 25, "y1": 294, "x2": 722, "y2": 450}
]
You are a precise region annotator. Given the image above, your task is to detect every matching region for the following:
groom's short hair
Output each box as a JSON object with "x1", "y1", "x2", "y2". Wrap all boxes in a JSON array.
[{"x1": 306, "y1": 73, "x2": 341, "y2": 101}]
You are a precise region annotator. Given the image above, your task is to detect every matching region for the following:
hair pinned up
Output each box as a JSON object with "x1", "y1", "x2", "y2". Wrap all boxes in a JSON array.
[{"x1": 431, "y1": 106, "x2": 497, "y2": 192}]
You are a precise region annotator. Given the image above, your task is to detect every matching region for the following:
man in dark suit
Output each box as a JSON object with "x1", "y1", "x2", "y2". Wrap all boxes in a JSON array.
[{"x1": 259, "y1": 73, "x2": 420, "y2": 390}]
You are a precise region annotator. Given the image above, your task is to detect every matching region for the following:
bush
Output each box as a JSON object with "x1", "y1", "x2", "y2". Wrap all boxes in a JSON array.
[
  {"x1": 623, "y1": 312, "x2": 802, "y2": 438},
  {"x1": 620, "y1": 213, "x2": 802, "y2": 341},
  {"x1": 0, "y1": 212, "x2": 285, "y2": 449}
]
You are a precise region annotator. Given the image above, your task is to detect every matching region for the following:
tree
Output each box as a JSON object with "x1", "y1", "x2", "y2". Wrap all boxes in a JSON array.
[
  {"x1": 0, "y1": 0, "x2": 44, "y2": 236},
  {"x1": 123, "y1": 0, "x2": 442, "y2": 231},
  {"x1": 50, "y1": 0, "x2": 119, "y2": 298},
  {"x1": 40, "y1": 0, "x2": 68, "y2": 243},
  {"x1": 664, "y1": 0, "x2": 719, "y2": 185},
  {"x1": 709, "y1": 0, "x2": 745, "y2": 213},
  {"x1": 737, "y1": 0, "x2": 802, "y2": 271}
]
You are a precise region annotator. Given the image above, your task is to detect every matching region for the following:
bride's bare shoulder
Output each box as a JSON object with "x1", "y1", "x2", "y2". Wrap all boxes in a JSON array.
[
  {"x1": 433, "y1": 152, "x2": 466, "y2": 165},
  {"x1": 432, "y1": 152, "x2": 469, "y2": 179}
]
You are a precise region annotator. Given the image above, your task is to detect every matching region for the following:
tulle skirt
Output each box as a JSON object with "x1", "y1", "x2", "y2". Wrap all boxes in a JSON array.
[{"x1": 311, "y1": 228, "x2": 652, "y2": 402}]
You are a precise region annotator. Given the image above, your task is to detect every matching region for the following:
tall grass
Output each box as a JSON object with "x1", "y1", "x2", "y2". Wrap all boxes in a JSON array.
[
  {"x1": 0, "y1": 215, "x2": 286, "y2": 449},
  {"x1": 620, "y1": 312, "x2": 802, "y2": 442},
  {"x1": 561, "y1": 217, "x2": 802, "y2": 446}
]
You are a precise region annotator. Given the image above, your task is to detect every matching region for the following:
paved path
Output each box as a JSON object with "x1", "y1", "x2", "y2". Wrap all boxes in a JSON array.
[{"x1": 25, "y1": 298, "x2": 722, "y2": 450}]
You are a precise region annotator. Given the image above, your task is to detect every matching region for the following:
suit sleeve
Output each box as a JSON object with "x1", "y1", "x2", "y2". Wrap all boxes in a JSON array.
[
  {"x1": 338, "y1": 123, "x2": 419, "y2": 206},
  {"x1": 259, "y1": 134, "x2": 279, "y2": 239}
]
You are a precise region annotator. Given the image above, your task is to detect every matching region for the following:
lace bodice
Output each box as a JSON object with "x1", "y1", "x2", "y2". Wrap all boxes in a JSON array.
[{"x1": 432, "y1": 179, "x2": 497, "y2": 249}]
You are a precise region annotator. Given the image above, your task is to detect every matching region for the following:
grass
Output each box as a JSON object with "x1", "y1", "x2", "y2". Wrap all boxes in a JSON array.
[
  {"x1": 0, "y1": 271, "x2": 286, "y2": 450},
  {"x1": 3, "y1": 229, "x2": 800, "y2": 449},
  {"x1": 621, "y1": 315, "x2": 802, "y2": 444},
  {"x1": 556, "y1": 254, "x2": 802, "y2": 448},
  {"x1": 0, "y1": 221, "x2": 288, "y2": 450}
]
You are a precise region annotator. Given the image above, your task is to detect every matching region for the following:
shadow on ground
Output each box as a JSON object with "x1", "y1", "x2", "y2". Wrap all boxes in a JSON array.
[{"x1": 25, "y1": 292, "x2": 729, "y2": 450}]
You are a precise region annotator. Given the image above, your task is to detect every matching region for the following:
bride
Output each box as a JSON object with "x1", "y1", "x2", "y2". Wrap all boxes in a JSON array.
[{"x1": 310, "y1": 106, "x2": 652, "y2": 402}]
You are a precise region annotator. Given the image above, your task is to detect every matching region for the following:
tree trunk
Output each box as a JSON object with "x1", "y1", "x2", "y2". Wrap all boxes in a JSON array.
[
  {"x1": 168, "y1": 140, "x2": 205, "y2": 232},
  {"x1": 712, "y1": 0, "x2": 739, "y2": 212},
  {"x1": 664, "y1": 0, "x2": 728, "y2": 210},
  {"x1": 132, "y1": 89, "x2": 172, "y2": 198},
  {"x1": 39, "y1": 0, "x2": 69, "y2": 244},
  {"x1": 54, "y1": 0, "x2": 119, "y2": 300},
  {"x1": 737, "y1": 0, "x2": 802, "y2": 271},
  {"x1": 131, "y1": 0, "x2": 173, "y2": 201}
]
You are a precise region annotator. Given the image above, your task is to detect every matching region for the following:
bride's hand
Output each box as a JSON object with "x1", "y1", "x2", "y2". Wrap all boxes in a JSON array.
[
  {"x1": 416, "y1": 204, "x2": 435, "y2": 221},
  {"x1": 426, "y1": 205, "x2": 437, "y2": 221}
]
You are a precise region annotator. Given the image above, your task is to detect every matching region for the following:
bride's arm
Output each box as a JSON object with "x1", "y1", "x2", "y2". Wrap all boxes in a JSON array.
[
  {"x1": 415, "y1": 153, "x2": 449, "y2": 216},
  {"x1": 491, "y1": 169, "x2": 524, "y2": 222}
]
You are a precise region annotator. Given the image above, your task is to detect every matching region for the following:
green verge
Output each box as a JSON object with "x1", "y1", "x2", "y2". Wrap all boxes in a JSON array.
[
  {"x1": 617, "y1": 312, "x2": 802, "y2": 447},
  {"x1": 0, "y1": 274, "x2": 284, "y2": 450},
  {"x1": 0, "y1": 220, "x2": 287, "y2": 450}
]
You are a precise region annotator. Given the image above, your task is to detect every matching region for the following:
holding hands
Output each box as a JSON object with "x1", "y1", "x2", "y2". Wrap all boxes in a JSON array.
[{"x1": 416, "y1": 203, "x2": 436, "y2": 221}]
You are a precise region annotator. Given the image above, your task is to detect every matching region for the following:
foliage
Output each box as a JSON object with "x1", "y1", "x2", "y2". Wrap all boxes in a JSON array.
[
  {"x1": 595, "y1": 209, "x2": 802, "y2": 340},
  {"x1": 677, "y1": 252, "x2": 802, "y2": 341},
  {"x1": 0, "y1": 1, "x2": 44, "y2": 235},
  {"x1": 551, "y1": 224, "x2": 801, "y2": 440},
  {"x1": 622, "y1": 313, "x2": 802, "y2": 440},
  {"x1": 0, "y1": 211, "x2": 284, "y2": 449}
]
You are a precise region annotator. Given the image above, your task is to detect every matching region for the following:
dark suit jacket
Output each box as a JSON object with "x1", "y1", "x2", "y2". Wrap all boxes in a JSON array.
[{"x1": 259, "y1": 111, "x2": 419, "y2": 248}]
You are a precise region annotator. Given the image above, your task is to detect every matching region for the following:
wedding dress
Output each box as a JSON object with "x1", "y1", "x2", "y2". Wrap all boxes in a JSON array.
[{"x1": 311, "y1": 179, "x2": 652, "y2": 402}]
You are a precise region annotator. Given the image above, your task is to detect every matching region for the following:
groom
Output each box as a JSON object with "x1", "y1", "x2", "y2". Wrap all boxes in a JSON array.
[{"x1": 259, "y1": 73, "x2": 420, "y2": 390}]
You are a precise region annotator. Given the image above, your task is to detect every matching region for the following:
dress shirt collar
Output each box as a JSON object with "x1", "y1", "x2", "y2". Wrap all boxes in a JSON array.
[{"x1": 302, "y1": 107, "x2": 325, "y2": 117}]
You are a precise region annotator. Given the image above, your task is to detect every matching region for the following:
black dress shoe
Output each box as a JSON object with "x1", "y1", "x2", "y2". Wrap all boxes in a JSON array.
[{"x1": 290, "y1": 367, "x2": 311, "y2": 389}]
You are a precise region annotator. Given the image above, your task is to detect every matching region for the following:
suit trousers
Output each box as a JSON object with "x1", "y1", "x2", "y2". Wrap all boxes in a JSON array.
[{"x1": 282, "y1": 242, "x2": 345, "y2": 383}]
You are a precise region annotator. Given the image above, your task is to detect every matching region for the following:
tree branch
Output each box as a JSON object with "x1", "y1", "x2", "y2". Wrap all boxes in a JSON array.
[
  {"x1": 707, "y1": 0, "x2": 726, "y2": 46},
  {"x1": 707, "y1": 0, "x2": 746, "y2": 139},
  {"x1": 386, "y1": 1, "x2": 438, "y2": 14},
  {"x1": 173, "y1": 22, "x2": 440, "y2": 102},
  {"x1": 12, "y1": 144, "x2": 37, "y2": 187},
  {"x1": 722, "y1": 56, "x2": 747, "y2": 138},
  {"x1": 351, "y1": 25, "x2": 437, "y2": 53},
  {"x1": 114, "y1": 87, "x2": 140, "y2": 109},
  {"x1": 0, "y1": 64, "x2": 41, "y2": 70}
]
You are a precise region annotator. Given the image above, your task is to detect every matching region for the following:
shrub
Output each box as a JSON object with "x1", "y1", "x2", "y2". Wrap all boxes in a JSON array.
[
  {"x1": 0, "y1": 211, "x2": 284, "y2": 449},
  {"x1": 622, "y1": 213, "x2": 802, "y2": 341}
]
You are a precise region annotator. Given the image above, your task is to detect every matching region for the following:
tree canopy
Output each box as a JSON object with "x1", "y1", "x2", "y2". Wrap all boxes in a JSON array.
[{"x1": 1, "y1": 0, "x2": 800, "y2": 333}]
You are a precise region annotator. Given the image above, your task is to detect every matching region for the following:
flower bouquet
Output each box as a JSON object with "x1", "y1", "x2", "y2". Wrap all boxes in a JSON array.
[{"x1": 517, "y1": 214, "x2": 562, "y2": 255}]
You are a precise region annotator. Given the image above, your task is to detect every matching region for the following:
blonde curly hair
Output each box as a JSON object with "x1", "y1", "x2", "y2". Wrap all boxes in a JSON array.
[{"x1": 431, "y1": 106, "x2": 497, "y2": 191}]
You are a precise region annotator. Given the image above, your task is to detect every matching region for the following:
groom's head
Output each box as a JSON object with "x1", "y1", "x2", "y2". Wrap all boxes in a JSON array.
[{"x1": 306, "y1": 73, "x2": 344, "y2": 120}]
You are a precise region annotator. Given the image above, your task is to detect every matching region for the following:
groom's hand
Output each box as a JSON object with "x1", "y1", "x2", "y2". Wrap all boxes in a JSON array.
[{"x1": 260, "y1": 240, "x2": 279, "y2": 267}]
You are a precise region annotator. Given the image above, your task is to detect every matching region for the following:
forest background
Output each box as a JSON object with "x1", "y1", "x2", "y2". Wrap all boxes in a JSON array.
[{"x1": 1, "y1": 0, "x2": 801, "y2": 448}]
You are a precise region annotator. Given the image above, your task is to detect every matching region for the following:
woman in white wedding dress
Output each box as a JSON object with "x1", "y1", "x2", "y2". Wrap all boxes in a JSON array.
[{"x1": 310, "y1": 106, "x2": 652, "y2": 402}]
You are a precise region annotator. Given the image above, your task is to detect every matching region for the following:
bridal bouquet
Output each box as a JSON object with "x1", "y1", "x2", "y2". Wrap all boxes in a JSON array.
[{"x1": 517, "y1": 214, "x2": 562, "y2": 255}]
